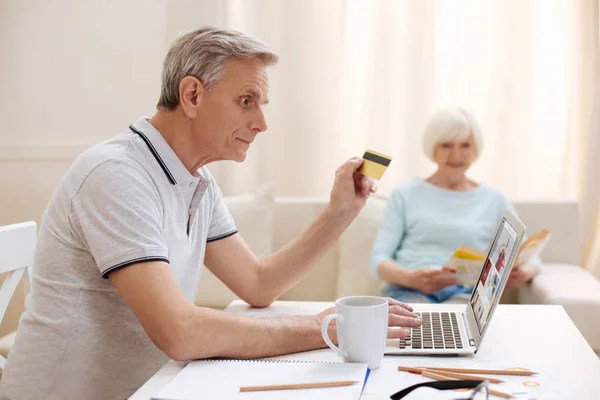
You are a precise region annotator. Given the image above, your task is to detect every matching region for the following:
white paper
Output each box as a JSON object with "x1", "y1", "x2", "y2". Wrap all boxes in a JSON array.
[
  {"x1": 364, "y1": 358, "x2": 562, "y2": 399},
  {"x1": 152, "y1": 360, "x2": 368, "y2": 400},
  {"x1": 261, "y1": 348, "x2": 343, "y2": 363}
]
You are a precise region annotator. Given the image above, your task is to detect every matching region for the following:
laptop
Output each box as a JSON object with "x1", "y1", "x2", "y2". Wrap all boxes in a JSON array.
[{"x1": 385, "y1": 209, "x2": 526, "y2": 356}]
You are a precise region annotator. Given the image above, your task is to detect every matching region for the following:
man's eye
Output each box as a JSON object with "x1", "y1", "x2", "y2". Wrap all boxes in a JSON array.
[{"x1": 241, "y1": 97, "x2": 251, "y2": 107}]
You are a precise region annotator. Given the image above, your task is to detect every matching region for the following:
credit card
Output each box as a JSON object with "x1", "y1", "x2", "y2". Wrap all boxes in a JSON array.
[{"x1": 359, "y1": 150, "x2": 392, "y2": 180}]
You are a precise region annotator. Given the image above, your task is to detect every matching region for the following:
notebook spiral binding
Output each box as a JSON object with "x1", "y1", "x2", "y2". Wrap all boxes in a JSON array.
[{"x1": 205, "y1": 357, "x2": 342, "y2": 364}]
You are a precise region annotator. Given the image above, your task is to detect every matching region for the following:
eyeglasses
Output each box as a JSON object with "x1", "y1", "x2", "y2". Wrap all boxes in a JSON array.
[{"x1": 390, "y1": 380, "x2": 489, "y2": 400}]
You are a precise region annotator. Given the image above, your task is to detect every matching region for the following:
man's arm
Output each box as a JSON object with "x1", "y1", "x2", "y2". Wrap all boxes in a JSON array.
[
  {"x1": 109, "y1": 261, "x2": 324, "y2": 361},
  {"x1": 204, "y1": 157, "x2": 375, "y2": 308},
  {"x1": 204, "y1": 205, "x2": 354, "y2": 308},
  {"x1": 109, "y1": 260, "x2": 421, "y2": 361}
]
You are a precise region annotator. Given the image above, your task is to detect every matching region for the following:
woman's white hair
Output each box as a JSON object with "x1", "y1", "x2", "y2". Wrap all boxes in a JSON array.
[
  {"x1": 157, "y1": 26, "x2": 279, "y2": 111},
  {"x1": 422, "y1": 107, "x2": 484, "y2": 162}
]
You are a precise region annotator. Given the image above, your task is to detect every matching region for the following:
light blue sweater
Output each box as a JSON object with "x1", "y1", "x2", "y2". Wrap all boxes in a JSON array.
[{"x1": 369, "y1": 179, "x2": 540, "y2": 280}]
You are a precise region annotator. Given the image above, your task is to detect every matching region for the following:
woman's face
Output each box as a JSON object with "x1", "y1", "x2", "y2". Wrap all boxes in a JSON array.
[{"x1": 433, "y1": 134, "x2": 477, "y2": 177}]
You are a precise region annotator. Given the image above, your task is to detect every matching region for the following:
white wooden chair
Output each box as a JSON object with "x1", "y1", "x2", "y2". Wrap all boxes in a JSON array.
[{"x1": 0, "y1": 222, "x2": 36, "y2": 370}]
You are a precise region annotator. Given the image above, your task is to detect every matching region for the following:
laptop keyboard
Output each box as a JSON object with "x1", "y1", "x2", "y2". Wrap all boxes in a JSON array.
[{"x1": 398, "y1": 312, "x2": 463, "y2": 350}]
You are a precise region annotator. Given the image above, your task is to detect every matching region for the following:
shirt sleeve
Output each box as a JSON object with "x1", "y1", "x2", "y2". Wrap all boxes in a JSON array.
[
  {"x1": 206, "y1": 180, "x2": 237, "y2": 242},
  {"x1": 369, "y1": 189, "x2": 407, "y2": 279},
  {"x1": 69, "y1": 160, "x2": 169, "y2": 278}
]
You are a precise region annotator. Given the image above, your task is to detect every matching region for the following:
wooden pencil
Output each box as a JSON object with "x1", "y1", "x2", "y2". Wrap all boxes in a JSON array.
[
  {"x1": 424, "y1": 369, "x2": 504, "y2": 384},
  {"x1": 422, "y1": 371, "x2": 514, "y2": 399},
  {"x1": 239, "y1": 380, "x2": 358, "y2": 392},
  {"x1": 398, "y1": 365, "x2": 537, "y2": 376},
  {"x1": 422, "y1": 366, "x2": 537, "y2": 376}
]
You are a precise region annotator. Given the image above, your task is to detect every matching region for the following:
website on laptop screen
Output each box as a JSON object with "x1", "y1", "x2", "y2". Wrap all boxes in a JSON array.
[{"x1": 470, "y1": 218, "x2": 519, "y2": 334}]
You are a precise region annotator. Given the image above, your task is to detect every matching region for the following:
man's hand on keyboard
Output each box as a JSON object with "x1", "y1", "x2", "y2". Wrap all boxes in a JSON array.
[{"x1": 316, "y1": 298, "x2": 423, "y2": 344}]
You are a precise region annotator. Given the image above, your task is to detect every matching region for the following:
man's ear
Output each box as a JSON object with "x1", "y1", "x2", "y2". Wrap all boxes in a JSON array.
[{"x1": 179, "y1": 76, "x2": 206, "y2": 118}]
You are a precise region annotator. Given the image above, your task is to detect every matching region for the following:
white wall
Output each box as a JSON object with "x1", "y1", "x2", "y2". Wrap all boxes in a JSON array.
[
  {"x1": 0, "y1": 1, "x2": 596, "y2": 251},
  {"x1": 0, "y1": 0, "x2": 168, "y2": 225},
  {"x1": 0, "y1": 0, "x2": 173, "y2": 337},
  {"x1": 0, "y1": 0, "x2": 240, "y2": 337}
]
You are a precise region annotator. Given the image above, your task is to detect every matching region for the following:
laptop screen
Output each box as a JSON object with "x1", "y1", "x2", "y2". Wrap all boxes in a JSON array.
[{"x1": 470, "y1": 217, "x2": 519, "y2": 334}]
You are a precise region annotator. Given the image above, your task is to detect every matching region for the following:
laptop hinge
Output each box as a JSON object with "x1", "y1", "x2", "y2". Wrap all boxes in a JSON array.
[{"x1": 461, "y1": 312, "x2": 476, "y2": 347}]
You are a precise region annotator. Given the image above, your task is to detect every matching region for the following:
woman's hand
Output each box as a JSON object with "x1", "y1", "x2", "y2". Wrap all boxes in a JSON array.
[
  {"x1": 505, "y1": 263, "x2": 537, "y2": 289},
  {"x1": 408, "y1": 269, "x2": 458, "y2": 294},
  {"x1": 316, "y1": 298, "x2": 423, "y2": 344}
]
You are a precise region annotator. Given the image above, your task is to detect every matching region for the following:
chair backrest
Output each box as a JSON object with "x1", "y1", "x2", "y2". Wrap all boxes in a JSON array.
[{"x1": 0, "y1": 221, "x2": 36, "y2": 369}]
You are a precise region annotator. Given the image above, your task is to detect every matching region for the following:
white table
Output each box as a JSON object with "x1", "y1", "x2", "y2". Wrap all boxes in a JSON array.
[{"x1": 131, "y1": 301, "x2": 600, "y2": 399}]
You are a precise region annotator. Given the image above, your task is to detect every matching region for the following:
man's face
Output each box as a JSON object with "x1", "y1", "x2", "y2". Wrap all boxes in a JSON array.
[{"x1": 193, "y1": 58, "x2": 269, "y2": 162}]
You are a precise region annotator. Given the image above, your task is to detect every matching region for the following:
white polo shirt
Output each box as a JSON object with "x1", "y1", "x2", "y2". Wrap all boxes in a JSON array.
[{"x1": 0, "y1": 118, "x2": 237, "y2": 400}]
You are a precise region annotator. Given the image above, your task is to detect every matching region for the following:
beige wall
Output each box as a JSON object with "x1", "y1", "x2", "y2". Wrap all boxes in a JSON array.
[
  {"x1": 0, "y1": 0, "x2": 167, "y2": 225},
  {"x1": 0, "y1": 0, "x2": 231, "y2": 227},
  {"x1": 0, "y1": 0, "x2": 227, "y2": 337},
  {"x1": 0, "y1": 0, "x2": 168, "y2": 337}
]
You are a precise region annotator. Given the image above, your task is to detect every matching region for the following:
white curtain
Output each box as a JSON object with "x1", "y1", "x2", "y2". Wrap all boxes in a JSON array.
[
  {"x1": 168, "y1": 0, "x2": 593, "y2": 200},
  {"x1": 581, "y1": 2, "x2": 600, "y2": 277},
  {"x1": 169, "y1": 0, "x2": 599, "y2": 270},
  {"x1": 584, "y1": 77, "x2": 600, "y2": 276}
]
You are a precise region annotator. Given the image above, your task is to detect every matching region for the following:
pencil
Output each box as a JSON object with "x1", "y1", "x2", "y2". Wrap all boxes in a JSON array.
[
  {"x1": 239, "y1": 380, "x2": 359, "y2": 392},
  {"x1": 424, "y1": 369, "x2": 505, "y2": 384},
  {"x1": 421, "y1": 371, "x2": 514, "y2": 399},
  {"x1": 398, "y1": 365, "x2": 537, "y2": 376},
  {"x1": 397, "y1": 366, "x2": 504, "y2": 383}
]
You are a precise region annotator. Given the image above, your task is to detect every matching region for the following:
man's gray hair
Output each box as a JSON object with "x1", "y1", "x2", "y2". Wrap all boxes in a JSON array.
[{"x1": 157, "y1": 26, "x2": 279, "y2": 111}]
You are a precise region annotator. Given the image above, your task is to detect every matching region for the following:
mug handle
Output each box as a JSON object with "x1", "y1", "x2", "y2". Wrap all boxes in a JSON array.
[{"x1": 320, "y1": 313, "x2": 347, "y2": 359}]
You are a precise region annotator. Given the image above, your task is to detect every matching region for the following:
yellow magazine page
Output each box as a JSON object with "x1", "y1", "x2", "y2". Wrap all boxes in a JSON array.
[
  {"x1": 444, "y1": 246, "x2": 486, "y2": 286},
  {"x1": 516, "y1": 229, "x2": 551, "y2": 265}
]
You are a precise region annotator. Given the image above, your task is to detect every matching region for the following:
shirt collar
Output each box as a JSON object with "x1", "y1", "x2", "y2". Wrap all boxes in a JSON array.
[{"x1": 129, "y1": 117, "x2": 197, "y2": 186}]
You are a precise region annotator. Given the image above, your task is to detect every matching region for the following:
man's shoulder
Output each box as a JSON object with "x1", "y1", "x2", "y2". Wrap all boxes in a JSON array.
[
  {"x1": 66, "y1": 133, "x2": 154, "y2": 195},
  {"x1": 76, "y1": 131, "x2": 138, "y2": 169}
]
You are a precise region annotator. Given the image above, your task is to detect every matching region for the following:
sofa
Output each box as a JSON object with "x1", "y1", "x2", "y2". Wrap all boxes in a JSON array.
[
  {"x1": 196, "y1": 188, "x2": 600, "y2": 353},
  {"x1": 2, "y1": 187, "x2": 600, "y2": 358}
]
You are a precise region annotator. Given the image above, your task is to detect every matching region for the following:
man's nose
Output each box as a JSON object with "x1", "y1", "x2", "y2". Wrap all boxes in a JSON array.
[{"x1": 252, "y1": 109, "x2": 268, "y2": 133}]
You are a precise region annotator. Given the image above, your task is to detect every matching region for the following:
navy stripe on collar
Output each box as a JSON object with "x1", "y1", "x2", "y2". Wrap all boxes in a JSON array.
[{"x1": 129, "y1": 125, "x2": 177, "y2": 185}]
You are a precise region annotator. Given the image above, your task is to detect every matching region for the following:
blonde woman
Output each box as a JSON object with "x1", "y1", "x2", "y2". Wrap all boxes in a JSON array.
[{"x1": 369, "y1": 107, "x2": 540, "y2": 303}]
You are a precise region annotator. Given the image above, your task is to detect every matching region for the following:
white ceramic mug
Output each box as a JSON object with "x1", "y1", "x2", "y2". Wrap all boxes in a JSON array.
[{"x1": 320, "y1": 296, "x2": 388, "y2": 369}]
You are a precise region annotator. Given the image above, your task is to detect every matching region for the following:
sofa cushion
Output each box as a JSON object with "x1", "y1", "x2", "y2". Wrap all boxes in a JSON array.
[
  {"x1": 273, "y1": 199, "x2": 339, "y2": 302},
  {"x1": 518, "y1": 263, "x2": 600, "y2": 352},
  {"x1": 336, "y1": 196, "x2": 386, "y2": 298},
  {"x1": 195, "y1": 184, "x2": 274, "y2": 309}
]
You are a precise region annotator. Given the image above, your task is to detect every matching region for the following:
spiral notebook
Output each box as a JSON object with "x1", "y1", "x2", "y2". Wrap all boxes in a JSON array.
[{"x1": 152, "y1": 359, "x2": 369, "y2": 400}]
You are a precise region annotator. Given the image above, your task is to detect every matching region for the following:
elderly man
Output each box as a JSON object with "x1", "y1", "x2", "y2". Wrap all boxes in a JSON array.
[{"x1": 0, "y1": 27, "x2": 422, "y2": 399}]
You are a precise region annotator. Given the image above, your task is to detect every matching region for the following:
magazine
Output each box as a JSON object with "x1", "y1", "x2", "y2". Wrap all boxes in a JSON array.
[{"x1": 444, "y1": 229, "x2": 551, "y2": 286}]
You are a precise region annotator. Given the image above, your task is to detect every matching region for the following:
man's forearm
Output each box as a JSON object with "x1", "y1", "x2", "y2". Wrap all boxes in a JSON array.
[
  {"x1": 110, "y1": 261, "x2": 326, "y2": 362},
  {"x1": 173, "y1": 307, "x2": 324, "y2": 361},
  {"x1": 254, "y1": 206, "x2": 354, "y2": 304}
]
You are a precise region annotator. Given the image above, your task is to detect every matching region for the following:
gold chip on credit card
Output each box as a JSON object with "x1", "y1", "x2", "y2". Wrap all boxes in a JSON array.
[{"x1": 359, "y1": 150, "x2": 392, "y2": 180}]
